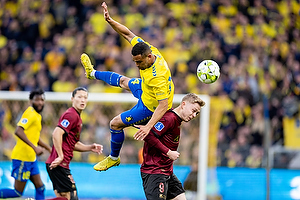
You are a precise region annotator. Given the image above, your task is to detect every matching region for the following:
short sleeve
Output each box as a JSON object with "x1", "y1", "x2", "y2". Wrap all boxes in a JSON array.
[
  {"x1": 17, "y1": 110, "x2": 34, "y2": 130},
  {"x1": 58, "y1": 112, "x2": 75, "y2": 133}
]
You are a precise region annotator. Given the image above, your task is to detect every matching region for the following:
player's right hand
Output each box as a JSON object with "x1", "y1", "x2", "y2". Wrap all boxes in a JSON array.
[
  {"x1": 102, "y1": 2, "x2": 111, "y2": 21},
  {"x1": 49, "y1": 157, "x2": 63, "y2": 170}
]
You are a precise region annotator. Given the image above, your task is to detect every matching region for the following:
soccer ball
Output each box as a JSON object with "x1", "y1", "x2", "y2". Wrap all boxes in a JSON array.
[{"x1": 197, "y1": 60, "x2": 220, "y2": 84}]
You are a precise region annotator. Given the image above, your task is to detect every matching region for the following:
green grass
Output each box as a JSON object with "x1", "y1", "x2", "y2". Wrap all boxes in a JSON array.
[{"x1": 6, "y1": 199, "x2": 23, "y2": 200}]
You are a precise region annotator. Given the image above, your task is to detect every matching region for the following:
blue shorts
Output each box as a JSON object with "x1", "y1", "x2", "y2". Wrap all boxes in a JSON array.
[
  {"x1": 120, "y1": 78, "x2": 153, "y2": 126},
  {"x1": 11, "y1": 159, "x2": 40, "y2": 182}
]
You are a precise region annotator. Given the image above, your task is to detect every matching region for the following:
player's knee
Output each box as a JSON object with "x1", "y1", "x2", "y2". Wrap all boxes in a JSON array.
[
  {"x1": 57, "y1": 191, "x2": 70, "y2": 200},
  {"x1": 110, "y1": 116, "x2": 125, "y2": 130},
  {"x1": 172, "y1": 193, "x2": 186, "y2": 200},
  {"x1": 119, "y1": 76, "x2": 130, "y2": 89}
]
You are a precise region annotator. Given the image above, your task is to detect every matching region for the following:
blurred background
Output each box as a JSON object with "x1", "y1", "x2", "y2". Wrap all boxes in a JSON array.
[{"x1": 0, "y1": 0, "x2": 300, "y2": 199}]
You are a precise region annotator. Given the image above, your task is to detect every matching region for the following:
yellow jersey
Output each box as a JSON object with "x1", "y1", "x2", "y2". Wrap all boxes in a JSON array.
[
  {"x1": 11, "y1": 106, "x2": 42, "y2": 162},
  {"x1": 131, "y1": 36, "x2": 174, "y2": 112}
]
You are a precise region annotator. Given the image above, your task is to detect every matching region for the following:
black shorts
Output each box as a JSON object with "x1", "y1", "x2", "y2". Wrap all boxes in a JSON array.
[
  {"x1": 46, "y1": 164, "x2": 77, "y2": 193},
  {"x1": 141, "y1": 172, "x2": 185, "y2": 200}
]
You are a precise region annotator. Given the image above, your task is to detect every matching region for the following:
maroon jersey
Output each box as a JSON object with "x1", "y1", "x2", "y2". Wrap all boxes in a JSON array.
[
  {"x1": 141, "y1": 110, "x2": 182, "y2": 175},
  {"x1": 46, "y1": 107, "x2": 82, "y2": 169}
]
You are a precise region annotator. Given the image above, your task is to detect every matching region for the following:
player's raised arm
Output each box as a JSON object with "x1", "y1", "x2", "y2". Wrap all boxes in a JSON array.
[
  {"x1": 102, "y1": 2, "x2": 135, "y2": 43},
  {"x1": 134, "y1": 99, "x2": 169, "y2": 140}
]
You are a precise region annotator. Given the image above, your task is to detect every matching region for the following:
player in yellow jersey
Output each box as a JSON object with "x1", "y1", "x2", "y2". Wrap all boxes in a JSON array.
[
  {"x1": 0, "y1": 89, "x2": 51, "y2": 200},
  {"x1": 80, "y1": 2, "x2": 174, "y2": 171}
]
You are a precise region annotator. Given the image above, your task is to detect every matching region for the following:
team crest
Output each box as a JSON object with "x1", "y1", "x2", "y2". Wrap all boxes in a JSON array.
[
  {"x1": 21, "y1": 118, "x2": 28, "y2": 124},
  {"x1": 154, "y1": 122, "x2": 164, "y2": 131},
  {"x1": 126, "y1": 116, "x2": 133, "y2": 122},
  {"x1": 61, "y1": 119, "x2": 70, "y2": 128},
  {"x1": 174, "y1": 135, "x2": 179, "y2": 142},
  {"x1": 159, "y1": 194, "x2": 166, "y2": 200}
]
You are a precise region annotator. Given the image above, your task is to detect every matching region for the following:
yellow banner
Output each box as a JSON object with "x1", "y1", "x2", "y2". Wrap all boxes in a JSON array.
[
  {"x1": 208, "y1": 96, "x2": 233, "y2": 167},
  {"x1": 283, "y1": 116, "x2": 300, "y2": 149}
]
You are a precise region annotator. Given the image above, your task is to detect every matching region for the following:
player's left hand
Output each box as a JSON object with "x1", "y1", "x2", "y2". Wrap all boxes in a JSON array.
[
  {"x1": 34, "y1": 146, "x2": 44, "y2": 156},
  {"x1": 133, "y1": 125, "x2": 151, "y2": 140},
  {"x1": 167, "y1": 150, "x2": 180, "y2": 161},
  {"x1": 91, "y1": 143, "x2": 103, "y2": 154}
]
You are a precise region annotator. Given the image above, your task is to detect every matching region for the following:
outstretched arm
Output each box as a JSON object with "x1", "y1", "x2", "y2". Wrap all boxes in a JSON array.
[
  {"x1": 102, "y1": 2, "x2": 135, "y2": 43},
  {"x1": 74, "y1": 142, "x2": 103, "y2": 154}
]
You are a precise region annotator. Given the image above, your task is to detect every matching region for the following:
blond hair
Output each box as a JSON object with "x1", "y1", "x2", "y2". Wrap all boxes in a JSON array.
[{"x1": 182, "y1": 93, "x2": 205, "y2": 107}]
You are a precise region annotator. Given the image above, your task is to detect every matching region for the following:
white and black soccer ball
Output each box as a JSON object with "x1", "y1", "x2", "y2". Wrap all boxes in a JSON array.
[{"x1": 197, "y1": 60, "x2": 220, "y2": 84}]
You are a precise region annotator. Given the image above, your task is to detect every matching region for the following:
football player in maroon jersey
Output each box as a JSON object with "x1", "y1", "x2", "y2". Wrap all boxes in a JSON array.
[
  {"x1": 141, "y1": 93, "x2": 205, "y2": 200},
  {"x1": 46, "y1": 87, "x2": 103, "y2": 200}
]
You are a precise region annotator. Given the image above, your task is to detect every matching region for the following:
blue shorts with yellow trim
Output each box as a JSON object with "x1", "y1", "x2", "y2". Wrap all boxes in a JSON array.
[
  {"x1": 120, "y1": 78, "x2": 153, "y2": 126},
  {"x1": 11, "y1": 159, "x2": 40, "y2": 182}
]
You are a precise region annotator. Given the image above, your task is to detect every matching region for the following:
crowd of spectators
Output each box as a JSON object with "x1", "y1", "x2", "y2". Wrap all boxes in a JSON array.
[{"x1": 0, "y1": 0, "x2": 300, "y2": 169}]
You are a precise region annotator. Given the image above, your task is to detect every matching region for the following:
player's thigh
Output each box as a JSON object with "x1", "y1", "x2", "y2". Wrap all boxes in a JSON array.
[
  {"x1": 46, "y1": 164, "x2": 77, "y2": 194},
  {"x1": 167, "y1": 174, "x2": 185, "y2": 199},
  {"x1": 12, "y1": 160, "x2": 30, "y2": 181},
  {"x1": 141, "y1": 173, "x2": 170, "y2": 200},
  {"x1": 11, "y1": 159, "x2": 33, "y2": 191},
  {"x1": 14, "y1": 179, "x2": 27, "y2": 193},
  {"x1": 110, "y1": 114, "x2": 127, "y2": 130},
  {"x1": 120, "y1": 99, "x2": 153, "y2": 126},
  {"x1": 30, "y1": 160, "x2": 44, "y2": 188},
  {"x1": 30, "y1": 174, "x2": 44, "y2": 188},
  {"x1": 171, "y1": 193, "x2": 186, "y2": 200},
  {"x1": 127, "y1": 78, "x2": 142, "y2": 99},
  {"x1": 54, "y1": 190, "x2": 70, "y2": 200}
]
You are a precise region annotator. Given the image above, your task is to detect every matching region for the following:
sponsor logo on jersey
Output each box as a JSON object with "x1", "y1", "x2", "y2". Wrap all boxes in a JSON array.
[
  {"x1": 174, "y1": 135, "x2": 179, "y2": 142},
  {"x1": 21, "y1": 118, "x2": 28, "y2": 124},
  {"x1": 154, "y1": 122, "x2": 164, "y2": 131},
  {"x1": 61, "y1": 119, "x2": 70, "y2": 128},
  {"x1": 156, "y1": 92, "x2": 165, "y2": 96}
]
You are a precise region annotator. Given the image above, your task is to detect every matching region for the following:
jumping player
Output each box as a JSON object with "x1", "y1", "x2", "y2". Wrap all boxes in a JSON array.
[{"x1": 81, "y1": 2, "x2": 174, "y2": 171}]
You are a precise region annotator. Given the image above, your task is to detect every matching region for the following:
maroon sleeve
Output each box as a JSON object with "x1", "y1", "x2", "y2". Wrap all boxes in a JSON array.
[
  {"x1": 144, "y1": 130, "x2": 169, "y2": 154},
  {"x1": 57, "y1": 112, "x2": 76, "y2": 133},
  {"x1": 151, "y1": 114, "x2": 172, "y2": 137}
]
